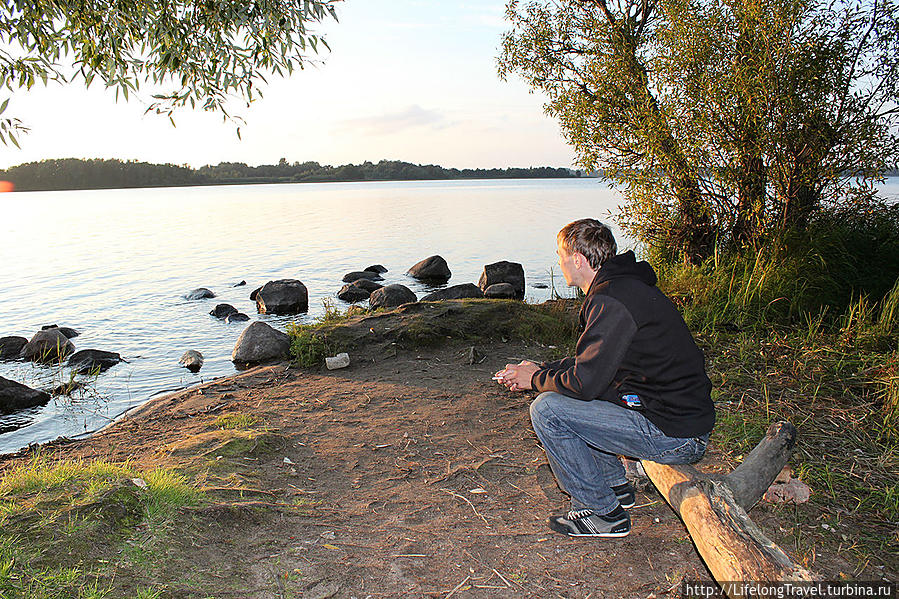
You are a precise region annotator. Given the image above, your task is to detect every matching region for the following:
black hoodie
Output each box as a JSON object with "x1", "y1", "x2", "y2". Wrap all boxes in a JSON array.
[{"x1": 531, "y1": 251, "x2": 715, "y2": 438}]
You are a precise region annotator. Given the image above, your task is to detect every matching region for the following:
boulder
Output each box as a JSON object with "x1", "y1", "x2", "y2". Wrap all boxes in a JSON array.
[
  {"x1": 232, "y1": 322, "x2": 291, "y2": 364},
  {"x1": 369, "y1": 284, "x2": 417, "y2": 309},
  {"x1": 365, "y1": 264, "x2": 388, "y2": 274},
  {"x1": 0, "y1": 336, "x2": 27, "y2": 360},
  {"x1": 68, "y1": 349, "x2": 122, "y2": 374},
  {"x1": 407, "y1": 255, "x2": 451, "y2": 281},
  {"x1": 185, "y1": 288, "x2": 215, "y2": 300},
  {"x1": 210, "y1": 303, "x2": 239, "y2": 319},
  {"x1": 225, "y1": 312, "x2": 250, "y2": 323},
  {"x1": 41, "y1": 325, "x2": 80, "y2": 338},
  {"x1": 422, "y1": 283, "x2": 484, "y2": 302},
  {"x1": 337, "y1": 279, "x2": 383, "y2": 303},
  {"x1": 342, "y1": 271, "x2": 383, "y2": 283},
  {"x1": 484, "y1": 283, "x2": 517, "y2": 299},
  {"x1": 478, "y1": 261, "x2": 525, "y2": 300},
  {"x1": 22, "y1": 329, "x2": 75, "y2": 363},
  {"x1": 179, "y1": 350, "x2": 204, "y2": 373},
  {"x1": 0, "y1": 376, "x2": 51, "y2": 413},
  {"x1": 250, "y1": 286, "x2": 262, "y2": 301},
  {"x1": 255, "y1": 279, "x2": 309, "y2": 314}
]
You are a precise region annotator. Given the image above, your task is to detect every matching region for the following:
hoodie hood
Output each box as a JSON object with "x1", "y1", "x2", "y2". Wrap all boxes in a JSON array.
[{"x1": 593, "y1": 251, "x2": 658, "y2": 288}]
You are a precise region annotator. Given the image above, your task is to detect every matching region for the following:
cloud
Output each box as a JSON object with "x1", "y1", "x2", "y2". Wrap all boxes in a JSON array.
[{"x1": 335, "y1": 105, "x2": 451, "y2": 137}]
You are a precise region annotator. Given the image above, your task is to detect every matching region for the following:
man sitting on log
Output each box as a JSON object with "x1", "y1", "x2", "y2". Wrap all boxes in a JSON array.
[{"x1": 495, "y1": 218, "x2": 715, "y2": 538}]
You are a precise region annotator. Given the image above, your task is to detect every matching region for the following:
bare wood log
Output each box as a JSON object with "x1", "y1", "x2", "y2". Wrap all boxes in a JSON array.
[{"x1": 642, "y1": 421, "x2": 817, "y2": 594}]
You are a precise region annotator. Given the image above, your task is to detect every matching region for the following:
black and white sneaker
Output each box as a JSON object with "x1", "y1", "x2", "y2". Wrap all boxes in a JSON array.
[
  {"x1": 548, "y1": 505, "x2": 631, "y2": 537},
  {"x1": 612, "y1": 482, "x2": 636, "y2": 509}
]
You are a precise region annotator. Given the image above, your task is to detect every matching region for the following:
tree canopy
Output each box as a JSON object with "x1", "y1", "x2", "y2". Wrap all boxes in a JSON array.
[
  {"x1": 0, "y1": 0, "x2": 340, "y2": 146},
  {"x1": 499, "y1": 0, "x2": 899, "y2": 262}
]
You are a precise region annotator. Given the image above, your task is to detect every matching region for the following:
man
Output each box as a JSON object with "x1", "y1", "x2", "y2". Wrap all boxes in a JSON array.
[{"x1": 495, "y1": 218, "x2": 714, "y2": 538}]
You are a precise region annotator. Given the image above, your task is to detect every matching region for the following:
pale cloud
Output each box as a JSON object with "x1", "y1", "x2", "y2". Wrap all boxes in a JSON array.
[{"x1": 335, "y1": 105, "x2": 451, "y2": 137}]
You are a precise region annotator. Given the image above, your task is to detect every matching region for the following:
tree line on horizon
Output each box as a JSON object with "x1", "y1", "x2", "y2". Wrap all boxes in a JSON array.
[{"x1": 0, "y1": 158, "x2": 579, "y2": 192}]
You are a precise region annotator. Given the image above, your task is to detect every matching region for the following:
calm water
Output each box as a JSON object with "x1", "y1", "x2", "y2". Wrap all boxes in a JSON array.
[{"x1": 0, "y1": 178, "x2": 633, "y2": 453}]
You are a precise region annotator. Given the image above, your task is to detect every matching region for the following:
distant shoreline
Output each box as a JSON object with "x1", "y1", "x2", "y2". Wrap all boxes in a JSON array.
[{"x1": 0, "y1": 157, "x2": 597, "y2": 193}]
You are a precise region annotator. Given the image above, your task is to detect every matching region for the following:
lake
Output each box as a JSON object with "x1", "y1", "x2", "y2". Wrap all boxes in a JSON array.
[{"x1": 0, "y1": 178, "x2": 632, "y2": 453}]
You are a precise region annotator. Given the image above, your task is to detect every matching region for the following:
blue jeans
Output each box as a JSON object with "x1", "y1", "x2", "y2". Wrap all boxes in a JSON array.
[{"x1": 529, "y1": 391, "x2": 709, "y2": 514}]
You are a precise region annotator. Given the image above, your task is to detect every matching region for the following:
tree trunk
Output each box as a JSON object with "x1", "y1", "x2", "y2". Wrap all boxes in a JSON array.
[{"x1": 642, "y1": 422, "x2": 817, "y2": 593}]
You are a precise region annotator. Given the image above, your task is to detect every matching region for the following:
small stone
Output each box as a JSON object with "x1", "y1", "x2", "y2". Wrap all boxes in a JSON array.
[
  {"x1": 325, "y1": 353, "x2": 350, "y2": 370},
  {"x1": 179, "y1": 350, "x2": 204, "y2": 372}
]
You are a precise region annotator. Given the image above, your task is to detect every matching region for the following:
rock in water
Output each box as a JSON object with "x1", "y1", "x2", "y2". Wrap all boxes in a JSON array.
[
  {"x1": 249, "y1": 286, "x2": 262, "y2": 301},
  {"x1": 421, "y1": 283, "x2": 484, "y2": 301},
  {"x1": 484, "y1": 283, "x2": 517, "y2": 299},
  {"x1": 41, "y1": 325, "x2": 79, "y2": 338},
  {"x1": 364, "y1": 264, "x2": 388, "y2": 274},
  {"x1": 337, "y1": 279, "x2": 383, "y2": 302},
  {"x1": 68, "y1": 349, "x2": 122, "y2": 374},
  {"x1": 342, "y1": 271, "x2": 383, "y2": 283},
  {"x1": 184, "y1": 288, "x2": 216, "y2": 300},
  {"x1": 232, "y1": 322, "x2": 291, "y2": 364},
  {"x1": 255, "y1": 279, "x2": 309, "y2": 315},
  {"x1": 369, "y1": 284, "x2": 417, "y2": 309},
  {"x1": 179, "y1": 350, "x2": 204, "y2": 372},
  {"x1": 225, "y1": 312, "x2": 250, "y2": 323},
  {"x1": 478, "y1": 261, "x2": 525, "y2": 300},
  {"x1": 0, "y1": 376, "x2": 51, "y2": 413},
  {"x1": 22, "y1": 329, "x2": 75, "y2": 363},
  {"x1": 407, "y1": 255, "x2": 451, "y2": 281},
  {"x1": 210, "y1": 303, "x2": 239, "y2": 319},
  {"x1": 0, "y1": 336, "x2": 27, "y2": 360}
]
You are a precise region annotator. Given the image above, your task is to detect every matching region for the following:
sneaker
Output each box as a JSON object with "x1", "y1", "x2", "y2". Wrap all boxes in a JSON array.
[
  {"x1": 548, "y1": 505, "x2": 631, "y2": 537},
  {"x1": 612, "y1": 482, "x2": 636, "y2": 509}
]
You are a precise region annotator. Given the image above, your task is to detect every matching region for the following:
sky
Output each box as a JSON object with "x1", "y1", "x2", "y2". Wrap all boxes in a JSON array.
[{"x1": 0, "y1": 0, "x2": 577, "y2": 170}]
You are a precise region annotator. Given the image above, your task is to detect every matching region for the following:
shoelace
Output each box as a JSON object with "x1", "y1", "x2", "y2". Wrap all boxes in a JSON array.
[{"x1": 566, "y1": 509, "x2": 594, "y2": 520}]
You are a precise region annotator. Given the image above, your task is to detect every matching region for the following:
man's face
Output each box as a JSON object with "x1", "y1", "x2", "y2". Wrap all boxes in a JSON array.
[{"x1": 556, "y1": 242, "x2": 577, "y2": 287}]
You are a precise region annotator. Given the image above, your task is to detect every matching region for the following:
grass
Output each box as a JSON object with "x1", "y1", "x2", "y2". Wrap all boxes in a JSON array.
[{"x1": 0, "y1": 455, "x2": 201, "y2": 599}]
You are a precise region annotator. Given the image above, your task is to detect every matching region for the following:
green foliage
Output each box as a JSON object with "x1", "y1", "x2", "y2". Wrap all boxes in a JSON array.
[
  {"x1": 656, "y1": 200, "x2": 899, "y2": 330},
  {"x1": 0, "y1": 0, "x2": 339, "y2": 142},
  {"x1": 500, "y1": 0, "x2": 899, "y2": 261}
]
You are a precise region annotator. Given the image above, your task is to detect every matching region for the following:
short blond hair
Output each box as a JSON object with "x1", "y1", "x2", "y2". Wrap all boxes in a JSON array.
[{"x1": 557, "y1": 219, "x2": 617, "y2": 270}]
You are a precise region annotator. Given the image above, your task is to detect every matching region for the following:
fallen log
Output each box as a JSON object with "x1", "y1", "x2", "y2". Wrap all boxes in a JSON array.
[{"x1": 642, "y1": 421, "x2": 818, "y2": 594}]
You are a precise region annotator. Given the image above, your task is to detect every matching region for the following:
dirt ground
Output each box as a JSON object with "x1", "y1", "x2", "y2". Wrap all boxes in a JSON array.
[{"x1": 0, "y1": 304, "x2": 892, "y2": 598}]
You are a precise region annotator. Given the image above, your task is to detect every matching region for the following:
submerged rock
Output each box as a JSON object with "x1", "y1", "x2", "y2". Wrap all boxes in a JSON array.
[
  {"x1": 0, "y1": 336, "x2": 27, "y2": 360},
  {"x1": 421, "y1": 283, "x2": 484, "y2": 302},
  {"x1": 210, "y1": 303, "x2": 239, "y2": 320},
  {"x1": 342, "y1": 271, "x2": 383, "y2": 283},
  {"x1": 68, "y1": 349, "x2": 122, "y2": 374},
  {"x1": 179, "y1": 350, "x2": 204, "y2": 373},
  {"x1": 184, "y1": 288, "x2": 216, "y2": 300},
  {"x1": 22, "y1": 329, "x2": 75, "y2": 363},
  {"x1": 369, "y1": 284, "x2": 417, "y2": 309},
  {"x1": 232, "y1": 322, "x2": 290, "y2": 364},
  {"x1": 337, "y1": 279, "x2": 383, "y2": 302},
  {"x1": 478, "y1": 261, "x2": 525, "y2": 300},
  {"x1": 0, "y1": 376, "x2": 51, "y2": 413},
  {"x1": 407, "y1": 255, "x2": 451, "y2": 281},
  {"x1": 234, "y1": 280, "x2": 247, "y2": 287},
  {"x1": 256, "y1": 279, "x2": 309, "y2": 315},
  {"x1": 365, "y1": 264, "x2": 388, "y2": 274},
  {"x1": 225, "y1": 312, "x2": 250, "y2": 323}
]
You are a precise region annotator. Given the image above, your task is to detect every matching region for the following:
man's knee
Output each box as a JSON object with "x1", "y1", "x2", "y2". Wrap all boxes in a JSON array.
[{"x1": 529, "y1": 391, "x2": 562, "y2": 430}]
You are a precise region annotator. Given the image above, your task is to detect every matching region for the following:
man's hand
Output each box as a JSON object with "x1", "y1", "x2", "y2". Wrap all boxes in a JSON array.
[{"x1": 493, "y1": 360, "x2": 539, "y2": 392}]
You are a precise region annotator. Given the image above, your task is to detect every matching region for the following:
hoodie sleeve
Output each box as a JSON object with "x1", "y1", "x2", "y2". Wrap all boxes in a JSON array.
[{"x1": 531, "y1": 295, "x2": 637, "y2": 400}]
